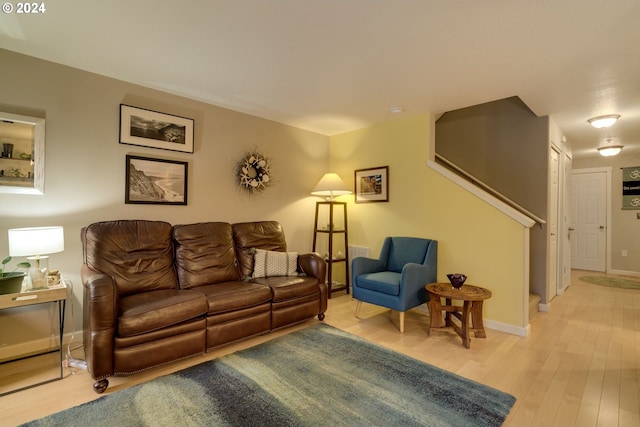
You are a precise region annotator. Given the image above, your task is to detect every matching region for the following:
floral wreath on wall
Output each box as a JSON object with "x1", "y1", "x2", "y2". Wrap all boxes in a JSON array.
[{"x1": 236, "y1": 150, "x2": 272, "y2": 194}]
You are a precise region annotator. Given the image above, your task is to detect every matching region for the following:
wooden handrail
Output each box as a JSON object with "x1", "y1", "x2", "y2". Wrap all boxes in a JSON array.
[{"x1": 435, "y1": 153, "x2": 546, "y2": 226}]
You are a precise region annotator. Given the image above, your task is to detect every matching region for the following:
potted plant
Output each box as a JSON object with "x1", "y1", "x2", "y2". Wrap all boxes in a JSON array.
[{"x1": 0, "y1": 257, "x2": 31, "y2": 295}]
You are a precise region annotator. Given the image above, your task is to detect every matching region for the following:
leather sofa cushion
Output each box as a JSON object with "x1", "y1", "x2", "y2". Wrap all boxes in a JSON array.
[
  {"x1": 81, "y1": 220, "x2": 178, "y2": 296},
  {"x1": 192, "y1": 281, "x2": 272, "y2": 315},
  {"x1": 118, "y1": 289, "x2": 208, "y2": 337},
  {"x1": 251, "y1": 276, "x2": 320, "y2": 302},
  {"x1": 232, "y1": 221, "x2": 288, "y2": 279},
  {"x1": 173, "y1": 222, "x2": 240, "y2": 288}
]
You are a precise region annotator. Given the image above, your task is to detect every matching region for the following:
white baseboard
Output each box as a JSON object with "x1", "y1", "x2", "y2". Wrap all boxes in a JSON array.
[
  {"x1": 414, "y1": 304, "x2": 529, "y2": 337},
  {"x1": 538, "y1": 302, "x2": 551, "y2": 312},
  {"x1": 484, "y1": 319, "x2": 530, "y2": 337}
]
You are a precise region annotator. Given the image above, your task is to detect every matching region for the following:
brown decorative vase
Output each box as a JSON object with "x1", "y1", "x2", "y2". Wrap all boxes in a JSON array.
[
  {"x1": 447, "y1": 273, "x2": 467, "y2": 289},
  {"x1": 0, "y1": 272, "x2": 26, "y2": 295}
]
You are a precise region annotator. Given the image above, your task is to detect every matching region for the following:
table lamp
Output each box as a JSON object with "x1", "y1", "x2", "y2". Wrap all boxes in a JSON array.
[{"x1": 8, "y1": 226, "x2": 64, "y2": 289}]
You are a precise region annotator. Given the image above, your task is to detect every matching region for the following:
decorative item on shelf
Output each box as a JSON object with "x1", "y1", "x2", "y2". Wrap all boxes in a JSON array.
[
  {"x1": 0, "y1": 256, "x2": 30, "y2": 295},
  {"x1": 447, "y1": 273, "x2": 467, "y2": 289},
  {"x1": 47, "y1": 269, "x2": 61, "y2": 286},
  {"x1": 236, "y1": 149, "x2": 271, "y2": 194},
  {"x1": 8, "y1": 226, "x2": 65, "y2": 290},
  {"x1": 2, "y1": 142, "x2": 13, "y2": 158}
]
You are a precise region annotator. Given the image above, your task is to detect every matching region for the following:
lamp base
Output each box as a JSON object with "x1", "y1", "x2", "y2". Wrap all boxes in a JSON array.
[
  {"x1": 26, "y1": 255, "x2": 49, "y2": 270},
  {"x1": 28, "y1": 267, "x2": 49, "y2": 289}
]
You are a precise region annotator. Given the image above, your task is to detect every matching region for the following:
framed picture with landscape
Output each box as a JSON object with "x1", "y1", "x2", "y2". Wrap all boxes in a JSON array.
[
  {"x1": 120, "y1": 104, "x2": 194, "y2": 153},
  {"x1": 354, "y1": 166, "x2": 389, "y2": 203},
  {"x1": 125, "y1": 155, "x2": 188, "y2": 205}
]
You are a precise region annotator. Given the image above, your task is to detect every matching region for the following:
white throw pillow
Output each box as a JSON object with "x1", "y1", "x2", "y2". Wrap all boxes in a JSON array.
[{"x1": 252, "y1": 248, "x2": 298, "y2": 278}]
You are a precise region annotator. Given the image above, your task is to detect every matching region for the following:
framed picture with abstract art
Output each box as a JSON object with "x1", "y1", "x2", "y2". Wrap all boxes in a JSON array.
[
  {"x1": 120, "y1": 104, "x2": 194, "y2": 153},
  {"x1": 354, "y1": 166, "x2": 389, "y2": 203},
  {"x1": 125, "y1": 155, "x2": 188, "y2": 205}
]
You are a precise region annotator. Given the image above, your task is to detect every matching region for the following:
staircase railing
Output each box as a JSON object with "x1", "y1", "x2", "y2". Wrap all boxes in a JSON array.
[{"x1": 435, "y1": 153, "x2": 546, "y2": 226}]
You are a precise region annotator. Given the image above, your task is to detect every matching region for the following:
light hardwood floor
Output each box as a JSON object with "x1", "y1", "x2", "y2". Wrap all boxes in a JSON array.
[{"x1": 1, "y1": 270, "x2": 639, "y2": 426}]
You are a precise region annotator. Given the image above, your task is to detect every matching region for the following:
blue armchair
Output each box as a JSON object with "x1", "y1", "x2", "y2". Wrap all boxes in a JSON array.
[{"x1": 352, "y1": 237, "x2": 437, "y2": 332}]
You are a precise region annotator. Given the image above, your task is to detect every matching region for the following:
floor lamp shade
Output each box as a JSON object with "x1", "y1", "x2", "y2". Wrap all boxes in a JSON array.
[{"x1": 311, "y1": 173, "x2": 352, "y2": 200}]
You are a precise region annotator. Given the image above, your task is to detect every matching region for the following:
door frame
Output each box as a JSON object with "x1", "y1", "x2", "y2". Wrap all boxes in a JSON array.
[
  {"x1": 571, "y1": 167, "x2": 612, "y2": 272},
  {"x1": 558, "y1": 151, "x2": 572, "y2": 294}
]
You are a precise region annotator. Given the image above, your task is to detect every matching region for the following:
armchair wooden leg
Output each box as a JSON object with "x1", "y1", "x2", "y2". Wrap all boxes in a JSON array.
[
  {"x1": 399, "y1": 311, "x2": 405, "y2": 333},
  {"x1": 355, "y1": 300, "x2": 362, "y2": 318}
]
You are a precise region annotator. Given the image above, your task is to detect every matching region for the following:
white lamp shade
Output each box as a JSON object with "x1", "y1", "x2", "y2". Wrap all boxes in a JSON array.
[
  {"x1": 588, "y1": 115, "x2": 620, "y2": 129},
  {"x1": 8, "y1": 226, "x2": 65, "y2": 257},
  {"x1": 597, "y1": 145, "x2": 623, "y2": 157},
  {"x1": 311, "y1": 173, "x2": 352, "y2": 198}
]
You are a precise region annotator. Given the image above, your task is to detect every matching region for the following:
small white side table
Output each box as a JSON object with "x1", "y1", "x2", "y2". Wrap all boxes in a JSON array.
[{"x1": 0, "y1": 282, "x2": 67, "y2": 396}]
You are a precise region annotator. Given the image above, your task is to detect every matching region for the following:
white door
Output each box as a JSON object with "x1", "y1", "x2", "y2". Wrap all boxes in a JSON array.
[
  {"x1": 548, "y1": 148, "x2": 559, "y2": 300},
  {"x1": 570, "y1": 171, "x2": 607, "y2": 271},
  {"x1": 560, "y1": 153, "x2": 572, "y2": 291}
]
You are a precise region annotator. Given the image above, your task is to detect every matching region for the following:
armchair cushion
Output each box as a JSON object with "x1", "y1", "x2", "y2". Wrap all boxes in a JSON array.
[
  {"x1": 356, "y1": 272, "x2": 401, "y2": 296},
  {"x1": 387, "y1": 238, "x2": 432, "y2": 273}
]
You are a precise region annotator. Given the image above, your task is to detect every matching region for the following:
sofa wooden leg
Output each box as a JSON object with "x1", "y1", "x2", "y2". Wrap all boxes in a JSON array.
[
  {"x1": 93, "y1": 378, "x2": 109, "y2": 394},
  {"x1": 399, "y1": 311, "x2": 405, "y2": 333},
  {"x1": 318, "y1": 312, "x2": 325, "y2": 321},
  {"x1": 354, "y1": 300, "x2": 362, "y2": 318}
]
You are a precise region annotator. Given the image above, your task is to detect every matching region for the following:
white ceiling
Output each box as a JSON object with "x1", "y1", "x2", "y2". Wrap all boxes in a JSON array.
[{"x1": 1, "y1": 0, "x2": 639, "y2": 159}]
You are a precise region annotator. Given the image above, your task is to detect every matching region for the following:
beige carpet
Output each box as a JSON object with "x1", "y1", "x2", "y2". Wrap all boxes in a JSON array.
[{"x1": 580, "y1": 276, "x2": 640, "y2": 290}]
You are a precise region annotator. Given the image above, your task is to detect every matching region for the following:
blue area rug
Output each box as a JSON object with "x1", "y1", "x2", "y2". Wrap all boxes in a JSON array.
[{"x1": 22, "y1": 323, "x2": 515, "y2": 426}]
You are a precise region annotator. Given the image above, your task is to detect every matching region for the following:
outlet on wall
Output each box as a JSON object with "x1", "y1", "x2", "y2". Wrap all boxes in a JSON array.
[{"x1": 622, "y1": 250, "x2": 628, "y2": 257}]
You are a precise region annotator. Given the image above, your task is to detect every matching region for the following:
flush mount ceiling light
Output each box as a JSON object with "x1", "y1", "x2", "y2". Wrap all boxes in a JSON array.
[
  {"x1": 390, "y1": 106, "x2": 405, "y2": 114},
  {"x1": 588, "y1": 114, "x2": 620, "y2": 128},
  {"x1": 597, "y1": 138, "x2": 624, "y2": 157}
]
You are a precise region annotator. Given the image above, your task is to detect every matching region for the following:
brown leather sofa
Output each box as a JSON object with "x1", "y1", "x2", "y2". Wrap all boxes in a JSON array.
[{"x1": 81, "y1": 220, "x2": 327, "y2": 393}]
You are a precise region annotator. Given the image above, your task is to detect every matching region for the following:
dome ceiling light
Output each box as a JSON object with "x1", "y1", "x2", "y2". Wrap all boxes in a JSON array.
[
  {"x1": 597, "y1": 138, "x2": 623, "y2": 157},
  {"x1": 588, "y1": 114, "x2": 620, "y2": 128}
]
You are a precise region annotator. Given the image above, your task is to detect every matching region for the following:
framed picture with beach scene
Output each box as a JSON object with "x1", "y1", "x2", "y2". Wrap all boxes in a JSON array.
[
  {"x1": 354, "y1": 166, "x2": 389, "y2": 203},
  {"x1": 120, "y1": 104, "x2": 194, "y2": 153},
  {"x1": 125, "y1": 155, "x2": 188, "y2": 205}
]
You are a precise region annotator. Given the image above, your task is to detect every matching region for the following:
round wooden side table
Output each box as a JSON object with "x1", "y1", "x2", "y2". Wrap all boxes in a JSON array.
[{"x1": 425, "y1": 282, "x2": 492, "y2": 349}]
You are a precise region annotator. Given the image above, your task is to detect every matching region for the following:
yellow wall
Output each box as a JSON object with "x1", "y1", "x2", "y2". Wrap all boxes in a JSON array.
[{"x1": 329, "y1": 114, "x2": 527, "y2": 329}]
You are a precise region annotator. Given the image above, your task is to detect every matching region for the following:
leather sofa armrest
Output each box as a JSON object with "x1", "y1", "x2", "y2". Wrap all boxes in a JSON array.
[
  {"x1": 298, "y1": 252, "x2": 328, "y2": 314},
  {"x1": 81, "y1": 264, "x2": 117, "y2": 380},
  {"x1": 297, "y1": 252, "x2": 326, "y2": 282}
]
